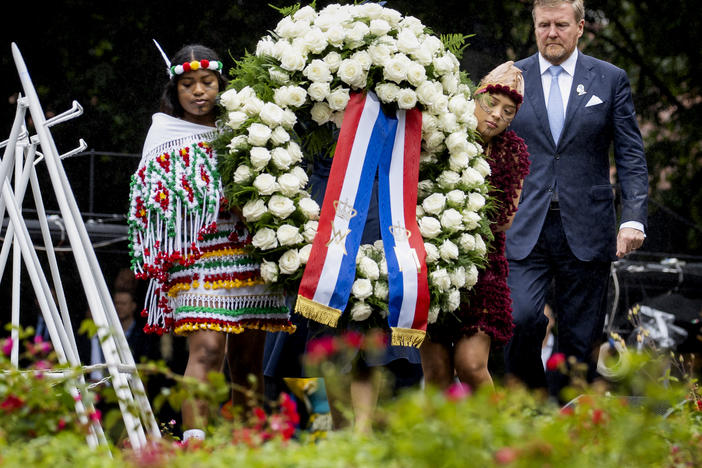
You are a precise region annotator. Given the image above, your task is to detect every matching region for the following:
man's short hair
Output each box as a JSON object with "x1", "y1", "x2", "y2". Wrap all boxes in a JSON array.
[{"x1": 532, "y1": 0, "x2": 585, "y2": 23}]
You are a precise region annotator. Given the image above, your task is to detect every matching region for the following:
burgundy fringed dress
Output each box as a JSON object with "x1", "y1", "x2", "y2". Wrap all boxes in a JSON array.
[{"x1": 431, "y1": 129, "x2": 530, "y2": 345}]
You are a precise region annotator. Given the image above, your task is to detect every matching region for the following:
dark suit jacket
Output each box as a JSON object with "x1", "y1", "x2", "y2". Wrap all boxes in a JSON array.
[{"x1": 505, "y1": 52, "x2": 648, "y2": 262}]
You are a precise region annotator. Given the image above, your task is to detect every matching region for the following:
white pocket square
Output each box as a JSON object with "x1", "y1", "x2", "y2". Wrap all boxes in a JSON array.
[{"x1": 585, "y1": 95, "x2": 603, "y2": 107}]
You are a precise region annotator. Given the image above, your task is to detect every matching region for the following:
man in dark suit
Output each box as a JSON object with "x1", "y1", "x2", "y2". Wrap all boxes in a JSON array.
[{"x1": 504, "y1": 0, "x2": 648, "y2": 392}]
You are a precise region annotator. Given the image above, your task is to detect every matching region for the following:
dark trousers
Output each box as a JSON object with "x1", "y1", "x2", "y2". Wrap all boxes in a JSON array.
[{"x1": 505, "y1": 208, "x2": 610, "y2": 392}]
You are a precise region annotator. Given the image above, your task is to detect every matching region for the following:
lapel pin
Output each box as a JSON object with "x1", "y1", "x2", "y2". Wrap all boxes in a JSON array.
[{"x1": 577, "y1": 84, "x2": 586, "y2": 96}]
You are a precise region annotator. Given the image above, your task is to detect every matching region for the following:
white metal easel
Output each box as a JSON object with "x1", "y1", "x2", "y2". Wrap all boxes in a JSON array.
[{"x1": 1, "y1": 43, "x2": 160, "y2": 449}]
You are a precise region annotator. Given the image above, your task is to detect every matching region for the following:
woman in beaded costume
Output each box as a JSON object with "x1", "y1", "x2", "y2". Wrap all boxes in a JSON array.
[
  {"x1": 128, "y1": 44, "x2": 294, "y2": 441},
  {"x1": 420, "y1": 62, "x2": 530, "y2": 391}
]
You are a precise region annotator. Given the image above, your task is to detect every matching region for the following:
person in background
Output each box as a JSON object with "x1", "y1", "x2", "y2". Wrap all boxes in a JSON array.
[
  {"x1": 504, "y1": 0, "x2": 648, "y2": 395},
  {"x1": 420, "y1": 62, "x2": 530, "y2": 391}
]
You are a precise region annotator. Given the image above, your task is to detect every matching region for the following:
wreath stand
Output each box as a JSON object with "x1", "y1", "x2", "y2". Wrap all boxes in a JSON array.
[{"x1": 2, "y1": 43, "x2": 160, "y2": 449}]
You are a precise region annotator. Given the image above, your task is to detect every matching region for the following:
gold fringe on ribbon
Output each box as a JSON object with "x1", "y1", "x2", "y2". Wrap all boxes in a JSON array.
[
  {"x1": 295, "y1": 295, "x2": 342, "y2": 327},
  {"x1": 391, "y1": 327, "x2": 426, "y2": 348}
]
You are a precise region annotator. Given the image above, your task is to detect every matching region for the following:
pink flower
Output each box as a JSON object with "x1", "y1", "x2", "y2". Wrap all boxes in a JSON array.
[
  {"x1": 444, "y1": 382, "x2": 472, "y2": 401},
  {"x1": 1, "y1": 338, "x2": 13, "y2": 356},
  {"x1": 342, "y1": 330, "x2": 364, "y2": 349},
  {"x1": 89, "y1": 409, "x2": 102, "y2": 422},
  {"x1": 546, "y1": 352, "x2": 566, "y2": 371},
  {"x1": 494, "y1": 447, "x2": 518, "y2": 464},
  {"x1": 0, "y1": 395, "x2": 24, "y2": 412},
  {"x1": 57, "y1": 418, "x2": 67, "y2": 430}
]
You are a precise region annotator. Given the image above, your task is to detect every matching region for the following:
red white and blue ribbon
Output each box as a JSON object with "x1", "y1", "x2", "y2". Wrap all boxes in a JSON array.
[{"x1": 295, "y1": 91, "x2": 429, "y2": 347}]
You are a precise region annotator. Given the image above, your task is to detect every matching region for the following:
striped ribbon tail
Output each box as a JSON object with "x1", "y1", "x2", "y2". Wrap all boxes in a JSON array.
[
  {"x1": 296, "y1": 92, "x2": 397, "y2": 326},
  {"x1": 378, "y1": 107, "x2": 429, "y2": 347}
]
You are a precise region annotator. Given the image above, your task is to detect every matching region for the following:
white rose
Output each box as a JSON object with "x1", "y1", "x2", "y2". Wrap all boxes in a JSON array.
[
  {"x1": 255, "y1": 36, "x2": 276, "y2": 58},
  {"x1": 227, "y1": 135, "x2": 248, "y2": 152},
  {"x1": 310, "y1": 102, "x2": 333, "y2": 125},
  {"x1": 226, "y1": 111, "x2": 248, "y2": 130},
  {"x1": 259, "y1": 102, "x2": 285, "y2": 127},
  {"x1": 287, "y1": 86, "x2": 308, "y2": 108},
  {"x1": 400, "y1": 15, "x2": 424, "y2": 34},
  {"x1": 450, "y1": 266, "x2": 467, "y2": 288},
  {"x1": 405, "y1": 61, "x2": 427, "y2": 87},
  {"x1": 473, "y1": 158, "x2": 492, "y2": 178},
  {"x1": 461, "y1": 167, "x2": 485, "y2": 188},
  {"x1": 260, "y1": 260, "x2": 279, "y2": 283},
  {"x1": 437, "y1": 170, "x2": 461, "y2": 189},
  {"x1": 375, "y1": 82, "x2": 400, "y2": 104},
  {"x1": 287, "y1": 141, "x2": 303, "y2": 164},
  {"x1": 280, "y1": 47, "x2": 306, "y2": 72},
  {"x1": 268, "y1": 194, "x2": 296, "y2": 219},
  {"x1": 242, "y1": 198, "x2": 267, "y2": 222},
  {"x1": 462, "y1": 210, "x2": 482, "y2": 230},
  {"x1": 430, "y1": 268, "x2": 451, "y2": 292},
  {"x1": 275, "y1": 17, "x2": 297, "y2": 38},
  {"x1": 293, "y1": 5, "x2": 316, "y2": 21},
  {"x1": 422, "y1": 35, "x2": 443, "y2": 55},
  {"x1": 252, "y1": 227, "x2": 278, "y2": 250},
  {"x1": 445, "y1": 131, "x2": 469, "y2": 155},
  {"x1": 416, "y1": 205, "x2": 425, "y2": 217},
  {"x1": 323, "y1": 51, "x2": 342, "y2": 72},
  {"x1": 396, "y1": 88, "x2": 418, "y2": 110},
  {"x1": 383, "y1": 55, "x2": 407, "y2": 84},
  {"x1": 248, "y1": 123, "x2": 272, "y2": 146},
  {"x1": 440, "y1": 208, "x2": 464, "y2": 231},
  {"x1": 465, "y1": 142, "x2": 480, "y2": 159},
  {"x1": 474, "y1": 234, "x2": 487, "y2": 256},
  {"x1": 281, "y1": 109, "x2": 297, "y2": 129},
  {"x1": 299, "y1": 197, "x2": 320, "y2": 220},
  {"x1": 249, "y1": 146, "x2": 271, "y2": 171},
  {"x1": 338, "y1": 58, "x2": 365, "y2": 88},
  {"x1": 351, "y1": 50, "x2": 372, "y2": 70},
  {"x1": 253, "y1": 173, "x2": 278, "y2": 195},
  {"x1": 350, "y1": 301, "x2": 373, "y2": 321},
  {"x1": 233, "y1": 165, "x2": 253, "y2": 184},
  {"x1": 374, "y1": 281, "x2": 389, "y2": 300},
  {"x1": 439, "y1": 239, "x2": 459, "y2": 261},
  {"x1": 278, "y1": 173, "x2": 302, "y2": 196},
  {"x1": 439, "y1": 112, "x2": 459, "y2": 133},
  {"x1": 308, "y1": 82, "x2": 331, "y2": 102},
  {"x1": 302, "y1": 27, "x2": 328, "y2": 54},
  {"x1": 351, "y1": 278, "x2": 373, "y2": 300},
  {"x1": 304, "y1": 59, "x2": 332, "y2": 83},
  {"x1": 448, "y1": 94, "x2": 468, "y2": 116},
  {"x1": 346, "y1": 22, "x2": 370, "y2": 44},
  {"x1": 422, "y1": 193, "x2": 446, "y2": 215},
  {"x1": 424, "y1": 242, "x2": 440, "y2": 264},
  {"x1": 458, "y1": 233, "x2": 476, "y2": 252},
  {"x1": 445, "y1": 288, "x2": 461, "y2": 312},
  {"x1": 421, "y1": 112, "x2": 438, "y2": 133},
  {"x1": 302, "y1": 220, "x2": 318, "y2": 243},
  {"x1": 424, "y1": 130, "x2": 445, "y2": 151},
  {"x1": 290, "y1": 165, "x2": 309, "y2": 187},
  {"x1": 299, "y1": 244, "x2": 313, "y2": 264},
  {"x1": 416, "y1": 81, "x2": 439, "y2": 106},
  {"x1": 465, "y1": 264, "x2": 479, "y2": 287},
  {"x1": 441, "y1": 73, "x2": 459, "y2": 94},
  {"x1": 279, "y1": 249, "x2": 301, "y2": 275},
  {"x1": 358, "y1": 256, "x2": 380, "y2": 280},
  {"x1": 411, "y1": 46, "x2": 433, "y2": 67},
  {"x1": 396, "y1": 28, "x2": 420, "y2": 54},
  {"x1": 427, "y1": 304, "x2": 440, "y2": 324},
  {"x1": 277, "y1": 224, "x2": 303, "y2": 246},
  {"x1": 242, "y1": 96, "x2": 264, "y2": 116},
  {"x1": 220, "y1": 89, "x2": 240, "y2": 111},
  {"x1": 429, "y1": 94, "x2": 450, "y2": 115},
  {"x1": 420, "y1": 151, "x2": 439, "y2": 166},
  {"x1": 467, "y1": 192, "x2": 486, "y2": 211},
  {"x1": 271, "y1": 147, "x2": 293, "y2": 170},
  {"x1": 433, "y1": 54, "x2": 454, "y2": 75},
  {"x1": 270, "y1": 126, "x2": 290, "y2": 146},
  {"x1": 326, "y1": 25, "x2": 346, "y2": 47},
  {"x1": 418, "y1": 216, "x2": 442, "y2": 239},
  {"x1": 269, "y1": 68, "x2": 290, "y2": 84},
  {"x1": 379, "y1": 258, "x2": 388, "y2": 276},
  {"x1": 328, "y1": 87, "x2": 350, "y2": 111},
  {"x1": 368, "y1": 43, "x2": 392, "y2": 66},
  {"x1": 448, "y1": 152, "x2": 470, "y2": 172},
  {"x1": 446, "y1": 189, "x2": 467, "y2": 207},
  {"x1": 369, "y1": 18, "x2": 391, "y2": 36}
]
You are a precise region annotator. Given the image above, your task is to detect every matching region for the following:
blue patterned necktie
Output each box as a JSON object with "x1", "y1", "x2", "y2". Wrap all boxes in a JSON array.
[{"x1": 547, "y1": 65, "x2": 564, "y2": 145}]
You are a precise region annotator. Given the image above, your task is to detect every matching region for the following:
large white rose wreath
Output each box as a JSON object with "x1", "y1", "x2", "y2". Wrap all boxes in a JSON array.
[{"x1": 213, "y1": 2, "x2": 494, "y2": 335}]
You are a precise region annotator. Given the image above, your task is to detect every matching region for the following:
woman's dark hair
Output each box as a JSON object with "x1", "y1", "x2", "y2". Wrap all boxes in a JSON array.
[{"x1": 159, "y1": 44, "x2": 228, "y2": 117}]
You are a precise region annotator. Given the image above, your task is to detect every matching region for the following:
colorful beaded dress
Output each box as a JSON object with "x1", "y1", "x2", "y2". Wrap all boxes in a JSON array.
[
  {"x1": 128, "y1": 113, "x2": 294, "y2": 335},
  {"x1": 430, "y1": 129, "x2": 530, "y2": 345}
]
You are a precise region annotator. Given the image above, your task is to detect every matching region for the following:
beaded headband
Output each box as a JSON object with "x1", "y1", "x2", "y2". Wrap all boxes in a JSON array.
[{"x1": 152, "y1": 39, "x2": 223, "y2": 78}]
